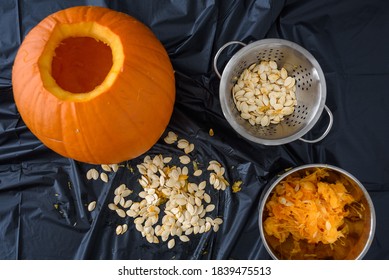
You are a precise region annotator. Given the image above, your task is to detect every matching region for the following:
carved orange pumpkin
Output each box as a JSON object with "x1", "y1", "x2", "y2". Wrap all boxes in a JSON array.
[{"x1": 12, "y1": 6, "x2": 175, "y2": 164}]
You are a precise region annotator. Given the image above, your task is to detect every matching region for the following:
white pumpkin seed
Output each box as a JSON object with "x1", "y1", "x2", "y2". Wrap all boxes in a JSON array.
[
  {"x1": 87, "y1": 201, "x2": 96, "y2": 212},
  {"x1": 110, "y1": 164, "x2": 119, "y2": 172},
  {"x1": 281, "y1": 106, "x2": 294, "y2": 115},
  {"x1": 87, "y1": 168, "x2": 99, "y2": 180},
  {"x1": 177, "y1": 139, "x2": 189, "y2": 149},
  {"x1": 214, "y1": 178, "x2": 220, "y2": 189},
  {"x1": 193, "y1": 169, "x2": 202, "y2": 177},
  {"x1": 101, "y1": 164, "x2": 111, "y2": 172},
  {"x1": 203, "y1": 193, "x2": 211, "y2": 204},
  {"x1": 167, "y1": 239, "x2": 175, "y2": 249},
  {"x1": 114, "y1": 184, "x2": 125, "y2": 196},
  {"x1": 187, "y1": 203, "x2": 195, "y2": 215},
  {"x1": 205, "y1": 222, "x2": 212, "y2": 232},
  {"x1": 116, "y1": 209, "x2": 126, "y2": 218},
  {"x1": 205, "y1": 204, "x2": 215, "y2": 212},
  {"x1": 261, "y1": 115, "x2": 270, "y2": 127},
  {"x1": 193, "y1": 225, "x2": 200, "y2": 234},
  {"x1": 108, "y1": 203, "x2": 118, "y2": 211},
  {"x1": 146, "y1": 234, "x2": 154, "y2": 244},
  {"x1": 284, "y1": 76, "x2": 294, "y2": 88},
  {"x1": 176, "y1": 198, "x2": 187, "y2": 206},
  {"x1": 179, "y1": 155, "x2": 191, "y2": 165},
  {"x1": 123, "y1": 200, "x2": 133, "y2": 208},
  {"x1": 198, "y1": 181, "x2": 206, "y2": 190},
  {"x1": 86, "y1": 170, "x2": 92, "y2": 180},
  {"x1": 179, "y1": 235, "x2": 190, "y2": 242},
  {"x1": 182, "y1": 166, "x2": 189, "y2": 176},
  {"x1": 164, "y1": 136, "x2": 175, "y2": 144},
  {"x1": 100, "y1": 172, "x2": 108, "y2": 183},
  {"x1": 121, "y1": 224, "x2": 128, "y2": 234},
  {"x1": 114, "y1": 195, "x2": 121, "y2": 205},
  {"x1": 213, "y1": 217, "x2": 223, "y2": 225},
  {"x1": 119, "y1": 197, "x2": 126, "y2": 207},
  {"x1": 210, "y1": 173, "x2": 216, "y2": 185},
  {"x1": 121, "y1": 189, "x2": 132, "y2": 198},
  {"x1": 280, "y1": 67, "x2": 287, "y2": 79},
  {"x1": 268, "y1": 73, "x2": 279, "y2": 82},
  {"x1": 116, "y1": 225, "x2": 123, "y2": 235},
  {"x1": 284, "y1": 99, "x2": 294, "y2": 107},
  {"x1": 269, "y1": 60, "x2": 278, "y2": 69},
  {"x1": 167, "y1": 131, "x2": 178, "y2": 141},
  {"x1": 184, "y1": 143, "x2": 194, "y2": 154}
]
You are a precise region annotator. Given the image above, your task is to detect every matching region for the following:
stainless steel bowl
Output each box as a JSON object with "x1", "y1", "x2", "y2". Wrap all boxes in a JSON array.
[{"x1": 258, "y1": 164, "x2": 376, "y2": 260}]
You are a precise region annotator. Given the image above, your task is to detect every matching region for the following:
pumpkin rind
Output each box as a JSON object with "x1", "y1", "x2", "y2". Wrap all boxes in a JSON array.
[{"x1": 12, "y1": 6, "x2": 175, "y2": 164}]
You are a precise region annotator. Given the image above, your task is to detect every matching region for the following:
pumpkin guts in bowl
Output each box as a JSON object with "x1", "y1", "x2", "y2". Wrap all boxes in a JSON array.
[
  {"x1": 259, "y1": 165, "x2": 375, "y2": 260},
  {"x1": 265, "y1": 168, "x2": 356, "y2": 244}
]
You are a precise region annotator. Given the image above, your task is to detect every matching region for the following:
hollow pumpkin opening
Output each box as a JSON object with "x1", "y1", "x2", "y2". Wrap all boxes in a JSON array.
[
  {"x1": 38, "y1": 22, "x2": 124, "y2": 102},
  {"x1": 51, "y1": 37, "x2": 113, "y2": 93}
]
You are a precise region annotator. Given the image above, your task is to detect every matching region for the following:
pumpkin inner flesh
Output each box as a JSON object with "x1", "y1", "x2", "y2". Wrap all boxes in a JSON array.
[
  {"x1": 52, "y1": 37, "x2": 113, "y2": 93},
  {"x1": 38, "y1": 22, "x2": 124, "y2": 102}
]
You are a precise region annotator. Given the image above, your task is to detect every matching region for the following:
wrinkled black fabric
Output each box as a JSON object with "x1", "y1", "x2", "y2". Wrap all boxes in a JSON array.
[{"x1": 0, "y1": 0, "x2": 388, "y2": 259}]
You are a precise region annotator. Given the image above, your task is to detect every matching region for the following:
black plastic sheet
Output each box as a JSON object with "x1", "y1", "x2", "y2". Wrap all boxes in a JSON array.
[{"x1": 1, "y1": 0, "x2": 388, "y2": 259}]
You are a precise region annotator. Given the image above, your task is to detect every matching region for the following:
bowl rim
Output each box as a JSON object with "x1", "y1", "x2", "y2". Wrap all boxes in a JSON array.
[
  {"x1": 258, "y1": 163, "x2": 376, "y2": 260},
  {"x1": 219, "y1": 38, "x2": 327, "y2": 145}
]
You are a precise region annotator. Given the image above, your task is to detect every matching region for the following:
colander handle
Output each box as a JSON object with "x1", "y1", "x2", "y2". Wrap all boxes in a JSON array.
[
  {"x1": 299, "y1": 105, "x2": 334, "y2": 143},
  {"x1": 213, "y1": 41, "x2": 247, "y2": 79}
]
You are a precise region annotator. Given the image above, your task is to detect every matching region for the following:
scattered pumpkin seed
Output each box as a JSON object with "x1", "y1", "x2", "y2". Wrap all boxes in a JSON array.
[
  {"x1": 213, "y1": 217, "x2": 223, "y2": 225},
  {"x1": 123, "y1": 200, "x2": 133, "y2": 208},
  {"x1": 184, "y1": 143, "x2": 195, "y2": 154},
  {"x1": 100, "y1": 172, "x2": 108, "y2": 183},
  {"x1": 179, "y1": 155, "x2": 191, "y2": 165},
  {"x1": 87, "y1": 201, "x2": 96, "y2": 212},
  {"x1": 86, "y1": 168, "x2": 99, "y2": 180},
  {"x1": 177, "y1": 139, "x2": 189, "y2": 149},
  {"x1": 101, "y1": 164, "x2": 111, "y2": 172},
  {"x1": 193, "y1": 169, "x2": 202, "y2": 177},
  {"x1": 113, "y1": 195, "x2": 121, "y2": 205},
  {"x1": 122, "y1": 224, "x2": 128, "y2": 234},
  {"x1": 179, "y1": 235, "x2": 190, "y2": 242},
  {"x1": 116, "y1": 225, "x2": 123, "y2": 235},
  {"x1": 205, "y1": 204, "x2": 215, "y2": 212},
  {"x1": 167, "y1": 239, "x2": 175, "y2": 249},
  {"x1": 107, "y1": 164, "x2": 118, "y2": 172},
  {"x1": 164, "y1": 131, "x2": 178, "y2": 144},
  {"x1": 108, "y1": 203, "x2": 118, "y2": 211},
  {"x1": 116, "y1": 209, "x2": 126, "y2": 218}
]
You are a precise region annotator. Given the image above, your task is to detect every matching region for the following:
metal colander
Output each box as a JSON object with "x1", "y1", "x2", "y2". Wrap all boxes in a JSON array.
[{"x1": 214, "y1": 38, "x2": 333, "y2": 145}]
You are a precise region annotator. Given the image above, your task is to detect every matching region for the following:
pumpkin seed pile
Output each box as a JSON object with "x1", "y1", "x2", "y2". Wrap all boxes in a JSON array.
[
  {"x1": 232, "y1": 60, "x2": 297, "y2": 127},
  {"x1": 86, "y1": 131, "x2": 228, "y2": 249}
]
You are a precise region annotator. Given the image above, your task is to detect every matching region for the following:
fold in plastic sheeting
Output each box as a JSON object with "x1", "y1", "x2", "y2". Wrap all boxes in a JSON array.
[{"x1": 1, "y1": 0, "x2": 388, "y2": 259}]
